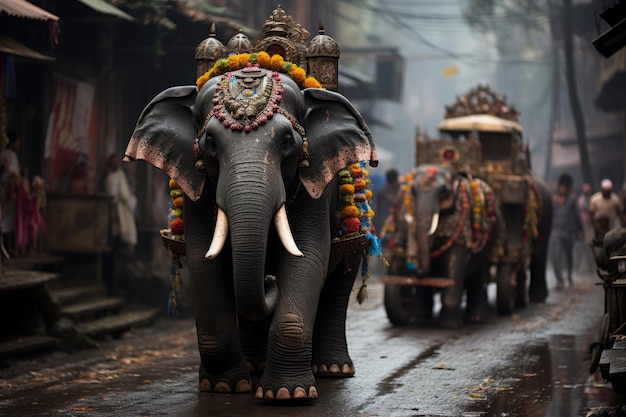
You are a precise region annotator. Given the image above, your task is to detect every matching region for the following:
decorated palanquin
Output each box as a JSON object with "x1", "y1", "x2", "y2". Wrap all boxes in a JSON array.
[
  {"x1": 160, "y1": 6, "x2": 379, "y2": 312},
  {"x1": 420, "y1": 85, "x2": 541, "y2": 266}
]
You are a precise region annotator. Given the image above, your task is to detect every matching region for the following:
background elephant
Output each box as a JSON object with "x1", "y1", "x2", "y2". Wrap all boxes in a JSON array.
[
  {"x1": 382, "y1": 164, "x2": 503, "y2": 328},
  {"x1": 124, "y1": 64, "x2": 377, "y2": 401},
  {"x1": 497, "y1": 176, "x2": 553, "y2": 313}
]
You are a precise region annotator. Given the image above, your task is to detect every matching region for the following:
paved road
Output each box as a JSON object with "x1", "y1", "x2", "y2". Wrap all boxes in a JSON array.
[{"x1": 0, "y1": 266, "x2": 622, "y2": 417}]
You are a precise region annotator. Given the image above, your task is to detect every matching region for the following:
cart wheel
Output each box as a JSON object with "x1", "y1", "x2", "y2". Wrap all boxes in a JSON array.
[
  {"x1": 384, "y1": 284, "x2": 419, "y2": 326},
  {"x1": 496, "y1": 263, "x2": 517, "y2": 315},
  {"x1": 590, "y1": 313, "x2": 610, "y2": 374}
]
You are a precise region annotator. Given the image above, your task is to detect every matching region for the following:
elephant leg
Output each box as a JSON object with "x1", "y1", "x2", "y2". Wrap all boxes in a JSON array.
[
  {"x1": 464, "y1": 260, "x2": 489, "y2": 324},
  {"x1": 515, "y1": 267, "x2": 528, "y2": 309},
  {"x1": 311, "y1": 253, "x2": 359, "y2": 378},
  {"x1": 191, "y1": 260, "x2": 252, "y2": 394},
  {"x1": 239, "y1": 316, "x2": 270, "y2": 375},
  {"x1": 438, "y1": 247, "x2": 469, "y2": 328},
  {"x1": 529, "y1": 237, "x2": 549, "y2": 302},
  {"x1": 256, "y1": 255, "x2": 324, "y2": 401}
]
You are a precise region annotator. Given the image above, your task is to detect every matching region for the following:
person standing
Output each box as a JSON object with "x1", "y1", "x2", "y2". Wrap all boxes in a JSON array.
[
  {"x1": 103, "y1": 153, "x2": 137, "y2": 294},
  {"x1": 589, "y1": 178, "x2": 624, "y2": 242},
  {"x1": 0, "y1": 132, "x2": 21, "y2": 256},
  {"x1": 574, "y1": 183, "x2": 594, "y2": 273},
  {"x1": 549, "y1": 173, "x2": 583, "y2": 289}
]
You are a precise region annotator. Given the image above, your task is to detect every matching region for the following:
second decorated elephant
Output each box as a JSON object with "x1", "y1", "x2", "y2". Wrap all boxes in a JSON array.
[
  {"x1": 381, "y1": 164, "x2": 504, "y2": 328},
  {"x1": 124, "y1": 53, "x2": 378, "y2": 401}
]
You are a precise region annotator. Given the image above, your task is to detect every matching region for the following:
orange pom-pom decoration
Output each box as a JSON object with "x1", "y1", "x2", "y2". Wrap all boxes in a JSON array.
[
  {"x1": 170, "y1": 217, "x2": 184, "y2": 235},
  {"x1": 173, "y1": 196, "x2": 183, "y2": 208},
  {"x1": 169, "y1": 178, "x2": 179, "y2": 189}
]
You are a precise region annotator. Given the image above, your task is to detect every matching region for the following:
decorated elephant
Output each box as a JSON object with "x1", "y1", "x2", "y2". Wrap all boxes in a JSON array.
[
  {"x1": 496, "y1": 176, "x2": 553, "y2": 313},
  {"x1": 525, "y1": 178, "x2": 553, "y2": 304},
  {"x1": 123, "y1": 52, "x2": 378, "y2": 401},
  {"x1": 381, "y1": 164, "x2": 504, "y2": 328}
]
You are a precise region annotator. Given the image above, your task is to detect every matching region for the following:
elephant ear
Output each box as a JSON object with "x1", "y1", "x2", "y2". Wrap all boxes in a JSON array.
[
  {"x1": 123, "y1": 86, "x2": 205, "y2": 201},
  {"x1": 300, "y1": 88, "x2": 378, "y2": 199}
]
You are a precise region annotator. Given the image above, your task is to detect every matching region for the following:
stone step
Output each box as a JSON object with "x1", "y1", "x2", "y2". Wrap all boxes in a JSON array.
[
  {"x1": 49, "y1": 285, "x2": 106, "y2": 306},
  {"x1": 61, "y1": 296, "x2": 125, "y2": 320},
  {"x1": 0, "y1": 336, "x2": 57, "y2": 359},
  {"x1": 4, "y1": 254, "x2": 66, "y2": 271},
  {"x1": 0, "y1": 269, "x2": 59, "y2": 292},
  {"x1": 76, "y1": 308, "x2": 160, "y2": 337}
]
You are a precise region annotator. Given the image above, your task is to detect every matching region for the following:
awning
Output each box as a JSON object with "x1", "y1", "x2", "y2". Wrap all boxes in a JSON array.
[
  {"x1": 0, "y1": 34, "x2": 55, "y2": 60},
  {"x1": 75, "y1": 0, "x2": 134, "y2": 21},
  {"x1": 0, "y1": 0, "x2": 59, "y2": 21},
  {"x1": 437, "y1": 114, "x2": 523, "y2": 133}
]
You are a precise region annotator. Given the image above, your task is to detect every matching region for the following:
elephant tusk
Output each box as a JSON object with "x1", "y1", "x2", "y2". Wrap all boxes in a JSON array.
[
  {"x1": 428, "y1": 213, "x2": 439, "y2": 236},
  {"x1": 275, "y1": 205, "x2": 304, "y2": 257},
  {"x1": 205, "y1": 208, "x2": 229, "y2": 259}
]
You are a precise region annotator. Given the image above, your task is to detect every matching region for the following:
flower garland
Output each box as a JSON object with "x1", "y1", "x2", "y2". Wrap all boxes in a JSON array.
[
  {"x1": 167, "y1": 178, "x2": 183, "y2": 317},
  {"x1": 196, "y1": 51, "x2": 323, "y2": 92},
  {"x1": 335, "y1": 162, "x2": 381, "y2": 304}
]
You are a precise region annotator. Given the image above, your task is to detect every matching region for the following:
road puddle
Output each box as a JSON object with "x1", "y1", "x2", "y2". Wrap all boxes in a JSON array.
[{"x1": 463, "y1": 334, "x2": 624, "y2": 417}]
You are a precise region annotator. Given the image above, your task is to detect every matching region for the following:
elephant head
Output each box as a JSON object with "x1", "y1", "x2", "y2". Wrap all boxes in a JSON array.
[
  {"x1": 406, "y1": 164, "x2": 457, "y2": 277},
  {"x1": 124, "y1": 65, "x2": 377, "y2": 320}
]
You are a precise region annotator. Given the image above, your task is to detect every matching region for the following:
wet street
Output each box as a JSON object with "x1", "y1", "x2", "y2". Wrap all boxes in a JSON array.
[{"x1": 1, "y1": 265, "x2": 624, "y2": 417}]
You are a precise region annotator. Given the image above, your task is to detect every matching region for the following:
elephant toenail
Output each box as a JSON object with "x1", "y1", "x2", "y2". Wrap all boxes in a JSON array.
[
  {"x1": 235, "y1": 379, "x2": 252, "y2": 392},
  {"x1": 319, "y1": 364, "x2": 328, "y2": 373},
  {"x1": 255, "y1": 387, "x2": 264, "y2": 399},
  {"x1": 276, "y1": 387, "x2": 290, "y2": 400},
  {"x1": 311, "y1": 364, "x2": 318, "y2": 373},
  {"x1": 341, "y1": 364, "x2": 355, "y2": 375},
  {"x1": 309, "y1": 386, "x2": 318, "y2": 398},
  {"x1": 199, "y1": 379, "x2": 211, "y2": 392},
  {"x1": 264, "y1": 388, "x2": 275, "y2": 400},
  {"x1": 214, "y1": 381, "x2": 232, "y2": 393},
  {"x1": 329, "y1": 364, "x2": 341, "y2": 373},
  {"x1": 294, "y1": 387, "x2": 307, "y2": 399}
]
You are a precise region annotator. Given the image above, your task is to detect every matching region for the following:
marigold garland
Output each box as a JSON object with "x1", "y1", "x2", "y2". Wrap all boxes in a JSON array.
[
  {"x1": 166, "y1": 178, "x2": 184, "y2": 317},
  {"x1": 196, "y1": 51, "x2": 323, "y2": 92},
  {"x1": 334, "y1": 161, "x2": 381, "y2": 304}
]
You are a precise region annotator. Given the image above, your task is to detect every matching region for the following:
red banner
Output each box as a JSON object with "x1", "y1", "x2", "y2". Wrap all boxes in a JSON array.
[{"x1": 44, "y1": 73, "x2": 98, "y2": 193}]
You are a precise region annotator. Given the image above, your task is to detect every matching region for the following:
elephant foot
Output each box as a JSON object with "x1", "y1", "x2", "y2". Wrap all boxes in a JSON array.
[
  {"x1": 529, "y1": 290, "x2": 548, "y2": 303},
  {"x1": 255, "y1": 373, "x2": 318, "y2": 401},
  {"x1": 200, "y1": 378, "x2": 252, "y2": 393},
  {"x1": 312, "y1": 362, "x2": 355, "y2": 377},
  {"x1": 438, "y1": 310, "x2": 463, "y2": 329},
  {"x1": 198, "y1": 364, "x2": 252, "y2": 394},
  {"x1": 464, "y1": 310, "x2": 487, "y2": 325}
]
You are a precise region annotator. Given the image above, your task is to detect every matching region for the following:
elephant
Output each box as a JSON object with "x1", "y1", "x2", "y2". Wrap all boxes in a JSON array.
[
  {"x1": 123, "y1": 62, "x2": 378, "y2": 401},
  {"x1": 497, "y1": 176, "x2": 553, "y2": 312},
  {"x1": 381, "y1": 164, "x2": 504, "y2": 328}
]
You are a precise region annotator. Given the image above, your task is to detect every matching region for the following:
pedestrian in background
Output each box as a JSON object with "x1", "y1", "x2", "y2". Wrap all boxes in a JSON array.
[
  {"x1": 373, "y1": 168, "x2": 400, "y2": 235},
  {"x1": 549, "y1": 172, "x2": 583, "y2": 289},
  {"x1": 575, "y1": 183, "x2": 594, "y2": 274},
  {"x1": 0, "y1": 132, "x2": 21, "y2": 256},
  {"x1": 589, "y1": 178, "x2": 624, "y2": 242},
  {"x1": 102, "y1": 153, "x2": 137, "y2": 294}
]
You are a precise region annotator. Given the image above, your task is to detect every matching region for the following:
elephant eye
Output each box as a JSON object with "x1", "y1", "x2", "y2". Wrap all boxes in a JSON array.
[
  {"x1": 281, "y1": 134, "x2": 295, "y2": 149},
  {"x1": 205, "y1": 135, "x2": 218, "y2": 155}
]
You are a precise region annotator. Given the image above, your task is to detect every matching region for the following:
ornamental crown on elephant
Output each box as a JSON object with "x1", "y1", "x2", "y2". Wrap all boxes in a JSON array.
[{"x1": 123, "y1": 7, "x2": 379, "y2": 403}]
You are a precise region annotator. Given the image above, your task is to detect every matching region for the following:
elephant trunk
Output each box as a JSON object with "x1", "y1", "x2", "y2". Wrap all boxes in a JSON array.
[
  {"x1": 414, "y1": 198, "x2": 439, "y2": 277},
  {"x1": 213, "y1": 158, "x2": 300, "y2": 321}
]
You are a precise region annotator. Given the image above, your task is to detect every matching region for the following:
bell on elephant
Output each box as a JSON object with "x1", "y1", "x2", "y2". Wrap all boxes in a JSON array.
[
  {"x1": 307, "y1": 20, "x2": 340, "y2": 91},
  {"x1": 225, "y1": 29, "x2": 252, "y2": 56},
  {"x1": 195, "y1": 23, "x2": 227, "y2": 79}
]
